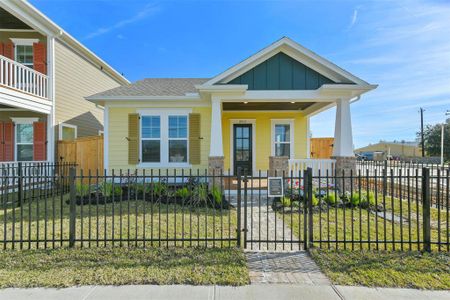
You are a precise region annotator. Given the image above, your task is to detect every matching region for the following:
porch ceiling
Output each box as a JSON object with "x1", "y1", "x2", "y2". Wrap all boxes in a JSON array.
[
  {"x1": 0, "y1": 7, "x2": 32, "y2": 30},
  {"x1": 223, "y1": 101, "x2": 315, "y2": 111}
]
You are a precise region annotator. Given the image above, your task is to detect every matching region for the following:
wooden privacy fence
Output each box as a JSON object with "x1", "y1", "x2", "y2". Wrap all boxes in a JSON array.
[
  {"x1": 310, "y1": 138, "x2": 334, "y2": 159},
  {"x1": 57, "y1": 136, "x2": 103, "y2": 174}
]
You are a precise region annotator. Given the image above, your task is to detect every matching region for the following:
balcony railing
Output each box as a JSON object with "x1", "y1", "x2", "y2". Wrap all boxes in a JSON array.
[
  {"x1": 0, "y1": 54, "x2": 49, "y2": 99},
  {"x1": 289, "y1": 158, "x2": 336, "y2": 176}
]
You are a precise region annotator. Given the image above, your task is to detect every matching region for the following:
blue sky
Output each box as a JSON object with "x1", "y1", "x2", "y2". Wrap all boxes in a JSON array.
[{"x1": 30, "y1": 0, "x2": 450, "y2": 148}]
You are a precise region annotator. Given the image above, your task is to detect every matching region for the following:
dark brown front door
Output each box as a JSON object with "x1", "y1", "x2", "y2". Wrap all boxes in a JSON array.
[{"x1": 233, "y1": 124, "x2": 252, "y2": 175}]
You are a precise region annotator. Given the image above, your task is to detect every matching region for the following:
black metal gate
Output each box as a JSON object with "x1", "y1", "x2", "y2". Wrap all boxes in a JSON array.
[{"x1": 236, "y1": 170, "x2": 313, "y2": 251}]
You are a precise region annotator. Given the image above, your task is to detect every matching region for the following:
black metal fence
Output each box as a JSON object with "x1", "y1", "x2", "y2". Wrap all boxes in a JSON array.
[
  {"x1": 357, "y1": 160, "x2": 449, "y2": 175},
  {"x1": 0, "y1": 163, "x2": 449, "y2": 252}
]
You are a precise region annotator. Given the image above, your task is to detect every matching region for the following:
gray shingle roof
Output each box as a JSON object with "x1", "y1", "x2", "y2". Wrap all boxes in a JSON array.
[{"x1": 90, "y1": 78, "x2": 209, "y2": 98}]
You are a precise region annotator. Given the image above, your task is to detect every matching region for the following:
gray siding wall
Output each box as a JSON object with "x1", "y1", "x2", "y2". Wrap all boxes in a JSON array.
[
  {"x1": 54, "y1": 40, "x2": 122, "y2": 138},
  {"x1": 228, "y1": 52, "x2": 335, "y2": 90}
]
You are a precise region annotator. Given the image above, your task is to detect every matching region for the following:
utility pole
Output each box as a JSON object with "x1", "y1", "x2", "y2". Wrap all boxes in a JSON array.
[{"x1": 420, "y1": 108, "x2": 425, "y2": 157}]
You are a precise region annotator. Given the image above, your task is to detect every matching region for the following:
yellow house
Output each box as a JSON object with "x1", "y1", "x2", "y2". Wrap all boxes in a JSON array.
[{"x1": 87, "y1": 37, "x2": 376, "y2": 175}]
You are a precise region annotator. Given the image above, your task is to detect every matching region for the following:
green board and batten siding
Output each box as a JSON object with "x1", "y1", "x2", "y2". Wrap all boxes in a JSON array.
[{"x1": 228, "y1": 52, "x2": 335, "y2": 90}]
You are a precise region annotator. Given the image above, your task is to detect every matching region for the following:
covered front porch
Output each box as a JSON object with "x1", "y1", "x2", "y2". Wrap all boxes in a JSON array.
[{"x1": 204, "y1": 85, "x2": 365, "y2": 177}]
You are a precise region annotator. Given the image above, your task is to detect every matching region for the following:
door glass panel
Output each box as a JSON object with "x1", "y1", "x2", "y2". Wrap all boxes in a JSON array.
[
  {"x1": 242, "y1": 127, "x2": 249, "y2": 138},
  {"x1": 234, "y1": 125, "x2": 252, "y2": 174},
  {"x1": 236, "y1": 139, "x2": 242, "y2": 149},
  {"x1": 236, "y1": 127, "x2": 242, "y2": 137}
]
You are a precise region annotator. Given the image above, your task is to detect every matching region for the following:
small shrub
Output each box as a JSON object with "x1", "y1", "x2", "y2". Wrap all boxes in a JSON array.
[
  {"x1": 135, "y1": 183, "x2": 152, "y2": 194},
  {"x1": 351, "y1": 194, "x2": 361, "y2": 206},
  {"x1": 211, "y1": 186, "x2": 222, "y2": 205},
  {"x1": 312, "y1": 193, "x2": 319, "y2": 206},
  {"x1": 101, "y1": 182, "x2": 122, "y2": 197},
  {"x1": 192, "y1": 184, "x2": 208, "y2": 204},
  {"x1": 76, "y1": 182, "x2": 90, "y2": 197},
  {"x1": 325, "y1": 193, "x2": 337, "y2": 205},
  {"x1": 153, "y1": 182, "x2": 168, "y2": 198},
  {"x1": 347, "y1": 191, "x2": 376, "y2": 208},
  {"x1": 175, "y1": 187, "x2": 190, "y2": 198},
  {"x1": 281, "y1": 197, "x2": 292, "y2": 207},
  {"x1": 360, "y1": 191, "x2": 376, "y2": 207}
]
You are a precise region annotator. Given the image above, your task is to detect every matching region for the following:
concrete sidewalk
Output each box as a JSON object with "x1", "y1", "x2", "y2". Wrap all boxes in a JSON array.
[{"x1": 0, "y1": 284, "x2": 448, "y2": 300}]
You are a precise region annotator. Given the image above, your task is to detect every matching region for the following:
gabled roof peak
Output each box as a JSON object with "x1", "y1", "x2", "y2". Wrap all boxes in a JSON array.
[{"x1": 201, "y1": 36, "x2": 370, "y2": 87}]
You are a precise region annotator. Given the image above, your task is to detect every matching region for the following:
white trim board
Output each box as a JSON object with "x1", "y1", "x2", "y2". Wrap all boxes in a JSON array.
[
  {"x1": 229, "y1": 119, "x2": 256, "y2": 176},
  {"x1": 104, "y1": 105, "x2": 109, "y2": 171},
  {"x1": 10, "y1": 38, "x2": 39, "y2": 46},
  {"x1": 10, "y1": 117, "x2": 39, "y2": 124}
]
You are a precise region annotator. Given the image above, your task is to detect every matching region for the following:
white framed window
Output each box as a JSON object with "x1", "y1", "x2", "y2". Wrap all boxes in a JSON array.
[
  {"x1": 271, "y1": 119, "x2": 294, "y2": 159},
  {"x1": 138, "y1": 109, "x2": 191, "y2": 167},
  {"x1": 58, "y1": 123, "x2": 77, "y2": 141},
  {"x1": 168, "y1": 115, "x2": 188, "y2": 163},
  {"x1": 141, "y1": 116, "x2": 161, "y2": 163},
  {"x1": 11, "y1": 38, "x2": 39, "y2": 69},
  {"x1": 11, "y1": 117, "x2": 39, "y2": 162}
]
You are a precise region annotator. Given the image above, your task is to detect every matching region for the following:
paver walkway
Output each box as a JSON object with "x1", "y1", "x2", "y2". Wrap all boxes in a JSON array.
[
  {"x1": 246, "y1": 251, "x2": 330, "y2": 284},
  {"x1": 227, "y1": 193, "x2": 302, "y2": 251}
]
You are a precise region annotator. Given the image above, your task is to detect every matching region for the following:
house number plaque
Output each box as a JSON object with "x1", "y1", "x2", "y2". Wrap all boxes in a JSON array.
[{"x1": 268, "y1": 177, "x2": 284, "y2": 197}]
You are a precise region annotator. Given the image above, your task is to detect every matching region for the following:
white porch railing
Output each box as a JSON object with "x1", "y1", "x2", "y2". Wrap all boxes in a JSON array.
[
  {"x1": 288, "y1": 159, "x2": 336, "y2": 176},
  {"x1": 0, "y1": 54, "x2": 49, "y2": 99}
]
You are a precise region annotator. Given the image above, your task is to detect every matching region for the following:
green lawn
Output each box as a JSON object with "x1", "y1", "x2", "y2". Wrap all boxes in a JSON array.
[
  {"x1": 310, "y1": 249, "x2": 450, "y2": 289},
  {"x1": 0, "y1": 247, "x2": 249, "y2": 288},
  {"x1": 282, "y1": 196, "x2": 448, "y2": 251},
  {"x1": 0, "y1": 195, "x2": 238, "y2": 249}
]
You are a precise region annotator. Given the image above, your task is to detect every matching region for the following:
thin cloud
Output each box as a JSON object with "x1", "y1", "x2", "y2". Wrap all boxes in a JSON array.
[
  {"x1": 313, "y1": 0, "x2": 450, "y2": 148},
  {"x1": 85, "y1": 3, "x2": 160, "y2": 39},
  {"x1": 348, "y1": 9, "x2": 358, "y2": 29}
]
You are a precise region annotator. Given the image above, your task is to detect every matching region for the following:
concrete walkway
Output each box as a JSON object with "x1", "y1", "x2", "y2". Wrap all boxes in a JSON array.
[{"x1": 0, "y1": 284, "x2": 448, "y2": 300}]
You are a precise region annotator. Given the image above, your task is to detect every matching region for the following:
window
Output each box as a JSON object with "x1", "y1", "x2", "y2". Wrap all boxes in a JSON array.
[
  {"x1": 141, "y1": 116, "x2": 161, "y2": 163},
  {"x1": 168, "y1": 116, "x2": 187, "y2": 163},
  {"x1": 16, "y1": 123, "x2": 34, "y2": 161},
  {"x1": 139, "y1": 110, "x2": 190, "y2": 166},
  {"x1": 16, "y1": 45, "x2": 34, "y2": 68},
  {"x1": 58, "y1": 123, "x2": 77, "y2": 141},
  {"x1": 11, "y1": 39, "x2": 39, "y2": 69},
  {"x1": 272, "y1": 120, "x2": 294, "y2": 158}
]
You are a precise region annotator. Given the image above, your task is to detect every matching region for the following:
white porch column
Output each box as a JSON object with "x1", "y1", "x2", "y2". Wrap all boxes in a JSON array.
[
  {"x1": 209, "y1": 97, "x2": 223, "y2": 157},
  {"x1": 332, "y1": 98, "x2": 356, "y2": 192},
  {"x1": 333, "y1": 98, "x2": 354, "y2": 157}
]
